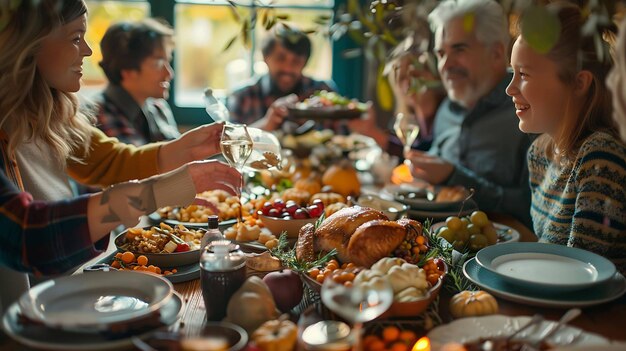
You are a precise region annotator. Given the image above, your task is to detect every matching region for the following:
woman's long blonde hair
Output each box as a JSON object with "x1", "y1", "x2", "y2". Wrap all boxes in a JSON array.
[{"x1": 0, "y1": 0, "x2": 93, "y2": 164}]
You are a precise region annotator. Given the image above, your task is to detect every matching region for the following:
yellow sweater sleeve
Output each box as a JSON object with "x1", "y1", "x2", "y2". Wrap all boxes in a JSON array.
[{"x1": 67, "y1": 127, "x2": 162, "y2": 187}]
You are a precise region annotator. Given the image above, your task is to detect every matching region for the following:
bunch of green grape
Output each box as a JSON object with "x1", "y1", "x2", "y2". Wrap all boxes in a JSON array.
[{"x1": 436, "y1": 211, "x2": 498, "y2": 252}]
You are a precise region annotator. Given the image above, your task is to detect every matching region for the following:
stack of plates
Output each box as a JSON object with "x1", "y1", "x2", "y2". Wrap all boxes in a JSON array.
[
  {"x1": 2, "y1": 271, "x2": 183, "y2": 350},
  {"x1": 385, "y1": 184, "x2": 478, "y2": 220},
  {"x1": 464, "y1": 242, "x2": 626, "y2": 307}
]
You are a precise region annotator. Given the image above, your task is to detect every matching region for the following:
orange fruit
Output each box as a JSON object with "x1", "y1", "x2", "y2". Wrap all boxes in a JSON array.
[
  {"x1": 121, "y1": 251, "x2": 135, "y2": 264},
  {"x1": 368, "y1": 339, "x2": 386, "y2": 351},
  {"x1": 136, "y1": 255, "x2": 148, "y2": 266},
  {"x1": 382, "y1": 326, "x2": 400, "y2": 342}
]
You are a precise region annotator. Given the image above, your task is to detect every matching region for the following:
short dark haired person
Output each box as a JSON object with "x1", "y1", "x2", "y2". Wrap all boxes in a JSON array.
[{"x1": 228, "y1": 27, "x2": 336, "y2": 131}]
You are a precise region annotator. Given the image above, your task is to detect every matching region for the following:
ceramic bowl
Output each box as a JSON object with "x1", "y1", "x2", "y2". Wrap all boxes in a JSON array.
[
  {"x1": 259, "y1": 214, "x2": 318, "y2": 238},
  {"x1": 114, "y1": 226, "x2": 205, "y2": 267},
  {"x1": 301, "y1": 260, "x2": 447, "y2": 319},
  {"x1": 354, "y1": 194, "x2": 409, "y2": 220}
]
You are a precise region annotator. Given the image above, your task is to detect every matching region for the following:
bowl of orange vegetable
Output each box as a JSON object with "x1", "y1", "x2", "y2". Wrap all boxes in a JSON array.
[
  {"x1": 114, "y1": 223, "x2": 206, "y2": 267},
  {"x1": 302, "y1": 258, "x2": 447, "y2": 319}
]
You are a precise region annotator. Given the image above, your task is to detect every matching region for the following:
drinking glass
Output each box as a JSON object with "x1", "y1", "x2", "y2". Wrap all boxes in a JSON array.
[
  {"x1": 220, "y1": 124, "x2": 253, "y2": 221},
  {"x1": 321, "y1": 276, "x2": 393, "y2": 350},
  {"x1": 393, "y1": 112, "x2": 420, "y2": 159}
]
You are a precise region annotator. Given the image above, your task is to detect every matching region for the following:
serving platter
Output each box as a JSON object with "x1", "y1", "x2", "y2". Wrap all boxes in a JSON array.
[
  {"x1": 463, "y1": 258, "x2": 626, "y2": 308},
  {"x1": 475, "y1": 242, "x2": 616, "y2": 292},
  {"x1": 286, "y1": 106, "x2": 363, "y2": 120}
]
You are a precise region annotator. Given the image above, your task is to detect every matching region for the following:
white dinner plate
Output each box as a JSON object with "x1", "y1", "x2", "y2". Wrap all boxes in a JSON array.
[
  {"x1": 475, "y1": 242, "x2": 617, "y2": 292},
  {"x1": 427, "y1": 314, "x2": 609, "y2": 351},
  {"x1": 4, "y1": 291, "x2": 183, "y2": 351},
  {"x1": 463, "y1": 258, "x2": 626, "y2": 308},
  {"x1": 18, "y1": 271, "x2": 173, "y2": 333}
]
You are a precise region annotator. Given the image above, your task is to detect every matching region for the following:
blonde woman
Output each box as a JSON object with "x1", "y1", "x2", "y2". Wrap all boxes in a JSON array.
[{"x1": 0, "y1": 0, "x2": 240, "y2": 276}]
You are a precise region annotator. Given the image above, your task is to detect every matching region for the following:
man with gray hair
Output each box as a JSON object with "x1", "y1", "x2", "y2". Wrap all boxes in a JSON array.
[{"x1": 406, "y1": 0, "x2": 533, "y2": 227}]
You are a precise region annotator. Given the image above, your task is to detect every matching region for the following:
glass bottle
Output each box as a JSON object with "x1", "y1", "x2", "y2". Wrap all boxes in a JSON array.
[
  {"x1": 201, "y1": 215, "x2": 224, "y2": 251},
  {"x1": 204, "y1": 88, "x2": 230, "y2": 122}
]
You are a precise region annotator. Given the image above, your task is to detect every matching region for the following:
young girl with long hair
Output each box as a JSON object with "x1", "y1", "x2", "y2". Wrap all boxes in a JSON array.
[{"x1": 506, "y1": 2, "x2": 626, "y2": 273}]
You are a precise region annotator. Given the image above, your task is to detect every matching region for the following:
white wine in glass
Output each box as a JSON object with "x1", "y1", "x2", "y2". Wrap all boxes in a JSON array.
[
  {"x1": 220, "y1": 124, "x2": 253, "y2": 222},
  {"x1": 393, "y1": 113, "x2": 420, "y2": 156},
  {"x1": 221, "y1": 139, "x2": 253, "y2": 169}
]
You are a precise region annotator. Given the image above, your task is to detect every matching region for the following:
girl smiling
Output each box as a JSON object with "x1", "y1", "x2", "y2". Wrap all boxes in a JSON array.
[{"x1": 506, "y1": 2, "x2": 626, "y2": 273}]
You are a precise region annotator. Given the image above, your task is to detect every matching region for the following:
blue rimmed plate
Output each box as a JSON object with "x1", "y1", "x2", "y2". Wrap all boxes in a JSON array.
[
  {"x1": 463, "y1": 258, "x2": 626, "y2": 308},
  {"x1": 475, "y1": 242, "x2": 616, "y2": 292}
]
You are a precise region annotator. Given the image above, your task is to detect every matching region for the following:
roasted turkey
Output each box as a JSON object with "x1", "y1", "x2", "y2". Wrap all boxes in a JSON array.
[{"x1": 295, "y1": 206, "x2": 422, "y2": 267}]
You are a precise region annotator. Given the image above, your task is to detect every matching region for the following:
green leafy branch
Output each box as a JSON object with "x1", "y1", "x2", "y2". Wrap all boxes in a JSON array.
[
  {"x1": 424, "y1": 220, "x2": 477, "y2": 294},
  {"x1": 269, "y1": 233, "x2": 337, "y2": 273}
]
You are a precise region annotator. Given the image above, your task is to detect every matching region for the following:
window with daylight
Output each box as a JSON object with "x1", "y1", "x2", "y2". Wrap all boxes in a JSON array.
[{"x1": 82, "y1": 0, "x2": 337, "y2": 124}]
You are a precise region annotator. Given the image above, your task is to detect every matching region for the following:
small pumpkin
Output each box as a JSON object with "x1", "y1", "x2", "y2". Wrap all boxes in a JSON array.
[
  {"x1": 449, "y1": 290, "x2": 498, "y2": 318},
  {"x1": 294, "y1": 174, "x2": 322, "y2": 195},
  {"x1": 252, "y1": 318, "x2": 298, "y2": 351},
  {"x1": 321, "y1": 160, "x2": 360, "y2": 198}
]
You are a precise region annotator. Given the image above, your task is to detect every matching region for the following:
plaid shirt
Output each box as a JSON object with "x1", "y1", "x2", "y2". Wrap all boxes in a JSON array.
[
  {"x1": 227, "y1": 74, "x2": 336, "y2": 125},
  {"x1": 93, "y1": 84, "x2": 180, "y2": 146},
  {"x1": 0, "y1": 132, "x2": 104, "y2": 275}
]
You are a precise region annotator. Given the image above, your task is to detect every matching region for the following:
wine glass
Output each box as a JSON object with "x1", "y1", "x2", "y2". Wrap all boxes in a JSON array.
[
  {"x1": 220, "y1": 124, "x2": 253, "y2": 222},
  {"x1": 393, "y1": 112, "x2": 420, "y2": 160},
  {"x1": 321, "y1": 276, "x2": 393, "y2": 351}
]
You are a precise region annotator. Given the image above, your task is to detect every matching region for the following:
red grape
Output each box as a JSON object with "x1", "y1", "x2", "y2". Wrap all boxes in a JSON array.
[
  {"x1": 261, "y1": 202, "x2": 273, "y2": 216},
  {"x1": 293, "y1": 208, "x2": 310, "y2": 219},
  {"x1": 272, "y1": 199, "x2": 286, "y2": 212},
  {"x1": 312, "y1": 199, "x2": 325, "y2": 210},
  {"x1": 268, "y1": 208, "x2": 280, "y2": 218},
  {"x1": 307, "y1": 205, "x2": 323, "y2": 218}
]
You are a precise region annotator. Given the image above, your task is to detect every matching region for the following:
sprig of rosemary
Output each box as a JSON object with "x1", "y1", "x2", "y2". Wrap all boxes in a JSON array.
[
  {"x1": 423, "y1": 219, "x2": 477, "y2": 293},
  {"x1": 269, "y1": 233, "x2": 336, "y2": 273}
]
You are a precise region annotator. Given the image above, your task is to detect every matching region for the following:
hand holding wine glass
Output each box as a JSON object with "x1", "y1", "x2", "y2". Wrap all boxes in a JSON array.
[
  {"x1": 393, "y1": 112, "x2": 420, "y2": 159},
  {"x1": 321, "y1": 276, "x2": 393, "y2": 350}
]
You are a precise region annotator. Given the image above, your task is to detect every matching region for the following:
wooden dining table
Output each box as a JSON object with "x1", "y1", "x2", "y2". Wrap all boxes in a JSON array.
[{"x1": 1, "y1": 215, "x2": 625, "y2": 350}]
